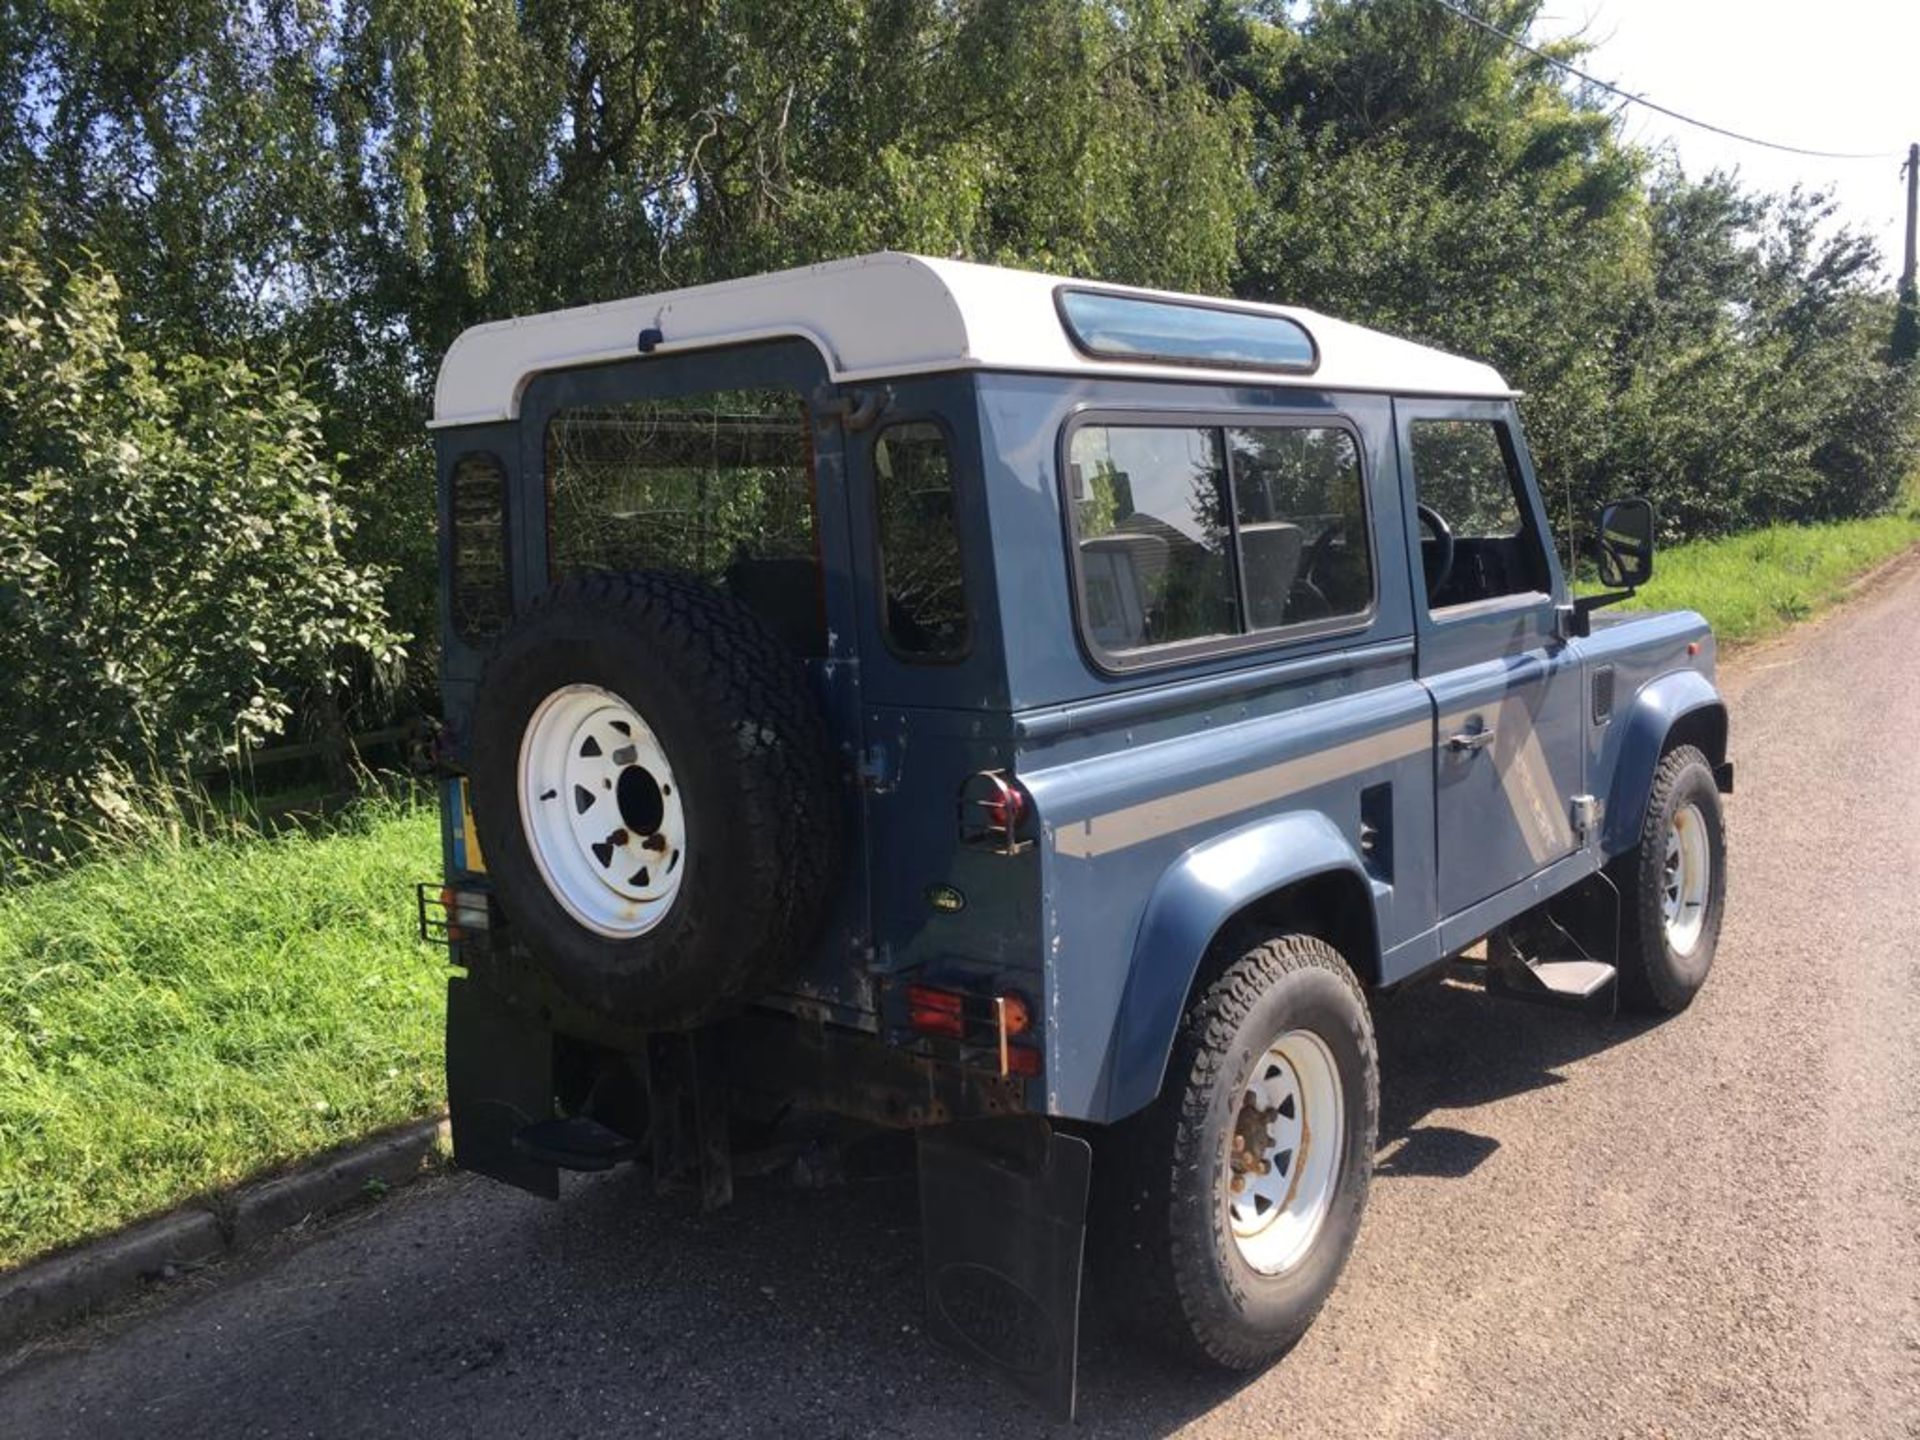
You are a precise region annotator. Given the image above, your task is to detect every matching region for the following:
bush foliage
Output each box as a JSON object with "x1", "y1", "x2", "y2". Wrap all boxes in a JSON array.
[
  {"x1": 0, "y1": 251, "x2": 401, "y2": 857},
  {"x1": 0, "y1": 0, "x2": 1914, "y2": 853}
]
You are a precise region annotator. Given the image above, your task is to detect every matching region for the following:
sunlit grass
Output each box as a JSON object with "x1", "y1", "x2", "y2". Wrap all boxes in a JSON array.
[
  {"x1": 0, "y1": 795, "x2": 442, "y2": 1269},
  {"x1": 1622, "y1": 485, "x2": 1920, "y2": 645}
]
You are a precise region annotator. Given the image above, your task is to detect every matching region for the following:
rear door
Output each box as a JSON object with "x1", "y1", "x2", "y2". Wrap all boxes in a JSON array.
[
  {"x1": 518, "y1": 339, "x2": 875, "y2": 1019},
  {"x1": 1396, "y1": 399, "x2": 1586, "y2": 921}
]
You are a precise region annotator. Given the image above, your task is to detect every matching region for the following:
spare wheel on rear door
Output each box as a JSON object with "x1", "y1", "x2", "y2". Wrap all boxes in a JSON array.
[{"x1": 466, "y1": 569, "x2": 845, "y2": 1028}]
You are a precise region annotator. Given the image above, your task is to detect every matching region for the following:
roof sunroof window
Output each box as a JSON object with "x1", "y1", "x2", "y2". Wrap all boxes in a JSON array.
[{"x1": 1056, "y1": 288, "x2": 1317, "y2": 373}]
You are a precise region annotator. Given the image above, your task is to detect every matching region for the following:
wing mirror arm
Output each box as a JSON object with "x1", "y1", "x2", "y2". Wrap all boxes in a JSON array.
[
  {"x1": 1562, "y1": 496, "x2": 1655, "y2": 640},
  {"x1": 1559, "y1": 590, "x2": 1636, "y2": 640}
]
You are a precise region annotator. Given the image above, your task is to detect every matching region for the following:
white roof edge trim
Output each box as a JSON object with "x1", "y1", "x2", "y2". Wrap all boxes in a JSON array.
[{"x1": 430, "y1": 251, "x2": 1513, "y2": 429}]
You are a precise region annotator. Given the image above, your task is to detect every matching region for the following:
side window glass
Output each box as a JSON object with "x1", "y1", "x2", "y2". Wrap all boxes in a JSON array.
[
  {"x1": 449, "y1": 451, "x2": 510, "y2": 641},
  {"x1": 1226, "y1": 426, "x2": 1371, "y2": 629},
  {"x1": 1409, "y1": 419, "x2": 1547, "y2": 610},
  {"x1": 545, "y1": 388, "x2": 824, "y2": 653},
  {"x1": 1068, "y1": 425, "x2": 1237, "y2": 655},
  {"x1": 873, "y1": 422, "x2": 969, "y2": 659}
]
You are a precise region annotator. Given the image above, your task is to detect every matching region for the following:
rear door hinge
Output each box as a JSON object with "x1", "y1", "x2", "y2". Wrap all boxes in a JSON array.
[
  {"x1": 856, "y1": 742, "x2": 898, "y2": 794},
  {"x1": 811, "y1": 384, "x2": 892, "y2": 433}
]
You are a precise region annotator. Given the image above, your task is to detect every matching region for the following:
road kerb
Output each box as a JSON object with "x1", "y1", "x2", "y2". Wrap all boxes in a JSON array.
[{"x1": 0, "y1": 1116, "x2": 449, "y2": 1349}]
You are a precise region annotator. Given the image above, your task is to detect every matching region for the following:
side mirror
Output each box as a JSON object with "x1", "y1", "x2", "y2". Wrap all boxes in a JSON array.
[{"x1": 1596, "y1": 497, "x2": 1654, "y2": 590}]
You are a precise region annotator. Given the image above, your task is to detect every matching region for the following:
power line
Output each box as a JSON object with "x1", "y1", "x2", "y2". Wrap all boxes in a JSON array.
[{"x1": 1422, "y1": 0, "x2": 1902, "y2": 162}]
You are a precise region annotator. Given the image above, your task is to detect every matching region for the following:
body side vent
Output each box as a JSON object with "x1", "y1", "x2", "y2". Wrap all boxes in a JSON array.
[{"x1": 1591, "y1": 664, "x2": 1616, "y2": 725}]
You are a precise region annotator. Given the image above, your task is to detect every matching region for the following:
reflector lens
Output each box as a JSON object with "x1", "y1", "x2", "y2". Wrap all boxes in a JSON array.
[
  {"x1": 998, "y1": 993, "x2": 1032, "y2": 1035},
  {"x1": 1007, "y1": 1046, "x2": 1042, "y2": 1077}
]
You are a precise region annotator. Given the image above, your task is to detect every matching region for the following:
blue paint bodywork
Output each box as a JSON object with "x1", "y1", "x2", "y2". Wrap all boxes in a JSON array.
[
  {"x1": 435, "y1": 333, "x2": 1729, "y2": 1130},
  {"x1": 1102, "y1": 808, "x2": 1374, "y2": 1120}
]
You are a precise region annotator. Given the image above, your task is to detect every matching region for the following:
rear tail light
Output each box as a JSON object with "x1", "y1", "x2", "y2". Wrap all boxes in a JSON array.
[
  {"x1": 416, "y1": 883, "x2": 492, "y2": 945},
  {"x1": 959, "y1": 770, "x2": 1033, "y2": 854},
  {"x1": 906, "y1": 983, "x2": 966, "y2": 1039},
  {"x1": 906, "y1": 983, "x2": 1042, "y2": 1078},
  {"x1": 444, "y1": 886, "x2": 492, "y2": 940}
]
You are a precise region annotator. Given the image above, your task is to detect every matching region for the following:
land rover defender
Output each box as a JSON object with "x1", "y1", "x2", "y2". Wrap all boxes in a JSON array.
[{"x1": 422, "y1": 254, "x2": 1731, "y2": 1416}]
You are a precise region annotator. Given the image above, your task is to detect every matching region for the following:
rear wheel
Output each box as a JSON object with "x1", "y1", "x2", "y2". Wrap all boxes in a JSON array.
[
  {"x1": 1100, "y1": 933, "x2": 1378, "y2": 1369},
  {"x1": 1613, "y1": 744, "x2": 1726, "y2": 1013}
]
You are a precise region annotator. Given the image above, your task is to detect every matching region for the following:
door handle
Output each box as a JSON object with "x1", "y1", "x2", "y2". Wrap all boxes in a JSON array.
[{"x1": 1446, "y1": 726, "x2": 1496, "y2": 754}]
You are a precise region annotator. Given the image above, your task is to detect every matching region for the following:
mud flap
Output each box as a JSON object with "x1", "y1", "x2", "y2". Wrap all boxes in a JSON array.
[
  {"x1": 917, "y1": 1116, "x2": 1092, "y2": 1421},
  {"x1": 645, "y1": 1028, "x2": 733, "y2": 1210},
  {"x1": 446, "y1": 974, "x2": 558, "y2": 1199}
]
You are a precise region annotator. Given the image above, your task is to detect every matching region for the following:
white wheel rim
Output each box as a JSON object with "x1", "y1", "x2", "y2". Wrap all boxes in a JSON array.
[
  {"x1": 1227, "y1": 1028, "x2": 1345, "y2": 1275},
  {"x1": 1662, "y1": 802, "x2": 1711, "y2": 956},
  {"x1": 517, "y1": 684, "x2": 687, "y2": 938}
]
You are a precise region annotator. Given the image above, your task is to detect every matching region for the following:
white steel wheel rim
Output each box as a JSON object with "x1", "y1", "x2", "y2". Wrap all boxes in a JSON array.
[
  {"x1": 1662, "y1": 801, "x2": 1711, "y2": 955},
  {"x1": 518, "y1": 684, "x2": 687, "y2": 938},
  {"x1": 1228, "y1": 1028, "x2": 1345, "y2": 1276}
]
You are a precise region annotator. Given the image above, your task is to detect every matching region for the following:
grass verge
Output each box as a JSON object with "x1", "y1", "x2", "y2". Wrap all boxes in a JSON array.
[
  {"x1": 0, "y1": 795, "x2": 441, "y2": 1271},
  {"x1": 1620, "y1": 491, "x2": 1920, "y2": 646}
]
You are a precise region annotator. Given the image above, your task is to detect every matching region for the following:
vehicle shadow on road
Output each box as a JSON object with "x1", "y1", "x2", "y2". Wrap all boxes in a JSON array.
[
  {"x1": 547, "y1": 973, "x2": 1658, "y2": 1435},
  {"x1": 1366, "y1": 969, "x2": 1661, "y2": 1183},
  {"x1": 0, "y1": 977, "x2": 1668, "y2": 1440}
]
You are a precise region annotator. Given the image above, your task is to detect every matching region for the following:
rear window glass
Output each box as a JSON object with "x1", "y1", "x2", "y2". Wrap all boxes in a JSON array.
[
  {"x1": 1057, "y1": 289, "x2": 1316, "y2": 372},
  {"x1": 1067, "y1": 421, "x2": 1370, "y2": 662},
  {"x1": 545, "y1": 389, "x2": 823, "y2": 653},
  {"x1": 873, "y1": 422, "x2": 970, "y2": 659}
]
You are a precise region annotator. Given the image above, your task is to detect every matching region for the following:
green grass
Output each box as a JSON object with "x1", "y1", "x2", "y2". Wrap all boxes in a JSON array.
[
  {"x1": 0, "y1": 796, "x2": 442, "y2": 1270},
  {"x1": 1619, "y1": 496, "x2": 1920, "y2": 646}
]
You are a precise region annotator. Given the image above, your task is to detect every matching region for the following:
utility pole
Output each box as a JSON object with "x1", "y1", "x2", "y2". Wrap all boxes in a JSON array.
[
  {"x1": 1896, "y1": 144, "x2": 1919, "y2": 364},
  {"x1": 1904, "y1": 142, "x2": 1918, "y2": 294}
]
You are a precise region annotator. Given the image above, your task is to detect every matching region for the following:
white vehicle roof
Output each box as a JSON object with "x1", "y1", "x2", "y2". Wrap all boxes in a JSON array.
[{"x1": 430, "y1": 252, "x2": 1514, "y2": 429}]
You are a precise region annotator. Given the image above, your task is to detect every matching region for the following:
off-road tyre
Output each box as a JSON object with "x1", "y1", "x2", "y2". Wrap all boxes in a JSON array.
[
  {"x1": 1611, "y1": 743, "x2": 1726, "y2": 1014},
  {"x1": 1097, "y1": 933, "x2": 1378, "y2": 1370},
  {"x1": 467, "y1": 570, "x2": 843, "y2": 1029}
]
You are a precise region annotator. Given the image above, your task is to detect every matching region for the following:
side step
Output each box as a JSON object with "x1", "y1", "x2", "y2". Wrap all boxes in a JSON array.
[
  {"x1": 1485, "y1": 955, "x2": 1618, "y2": 1014},
  {"x1": 512, "y1": 1115, "x2": 638, "y2": 1172}
]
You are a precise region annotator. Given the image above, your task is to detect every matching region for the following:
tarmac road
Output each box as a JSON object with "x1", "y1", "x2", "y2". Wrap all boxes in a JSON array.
[{"x1": 5, "y1": 558, "x2": 1918, "y2": 1439}]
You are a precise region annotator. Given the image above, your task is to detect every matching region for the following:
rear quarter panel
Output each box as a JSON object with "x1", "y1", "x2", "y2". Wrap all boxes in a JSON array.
[
  {"x1": 971, "y1": 373, "x2": 1431, "y2": 1122},
  {"x1": 1016, "y1": 669, "x2": 1431, "y2": 1120}
]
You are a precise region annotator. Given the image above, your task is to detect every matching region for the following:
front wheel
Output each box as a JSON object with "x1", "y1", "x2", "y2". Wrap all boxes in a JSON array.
[
  {"x1": 1100, "y1": 933, "x2": 1378, "y2": 1369},
  {"x1": 1613, "y1": 743, "x2": 1727, "y2": 1013}
]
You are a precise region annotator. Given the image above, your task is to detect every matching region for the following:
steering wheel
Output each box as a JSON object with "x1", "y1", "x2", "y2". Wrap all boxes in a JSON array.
[
  {"x1": 1289, "y1": 526, "x2": 1341, "y2": 619},
  {"x1": 1417, "y1": 502, "x2": 1455, "y2": 602}
]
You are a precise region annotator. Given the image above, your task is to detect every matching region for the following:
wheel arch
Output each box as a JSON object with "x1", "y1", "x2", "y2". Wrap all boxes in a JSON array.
[
  {"x1": 1103, "y1": 809, "x2": 1380, "y2": 1123},
  {"x1": 1602, "y1": 668, "x2": 1729, "y2": 857}
]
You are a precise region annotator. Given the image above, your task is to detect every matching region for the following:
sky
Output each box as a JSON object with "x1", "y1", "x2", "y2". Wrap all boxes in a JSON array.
[{"x1": 1538, "y1": 0, "x2": 1920, "y2": 279}]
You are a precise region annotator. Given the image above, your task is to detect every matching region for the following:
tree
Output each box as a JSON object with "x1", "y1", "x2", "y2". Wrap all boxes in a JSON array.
[{"x1": 0, "y1": 0, "x2": 1913, "y2": 846}]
